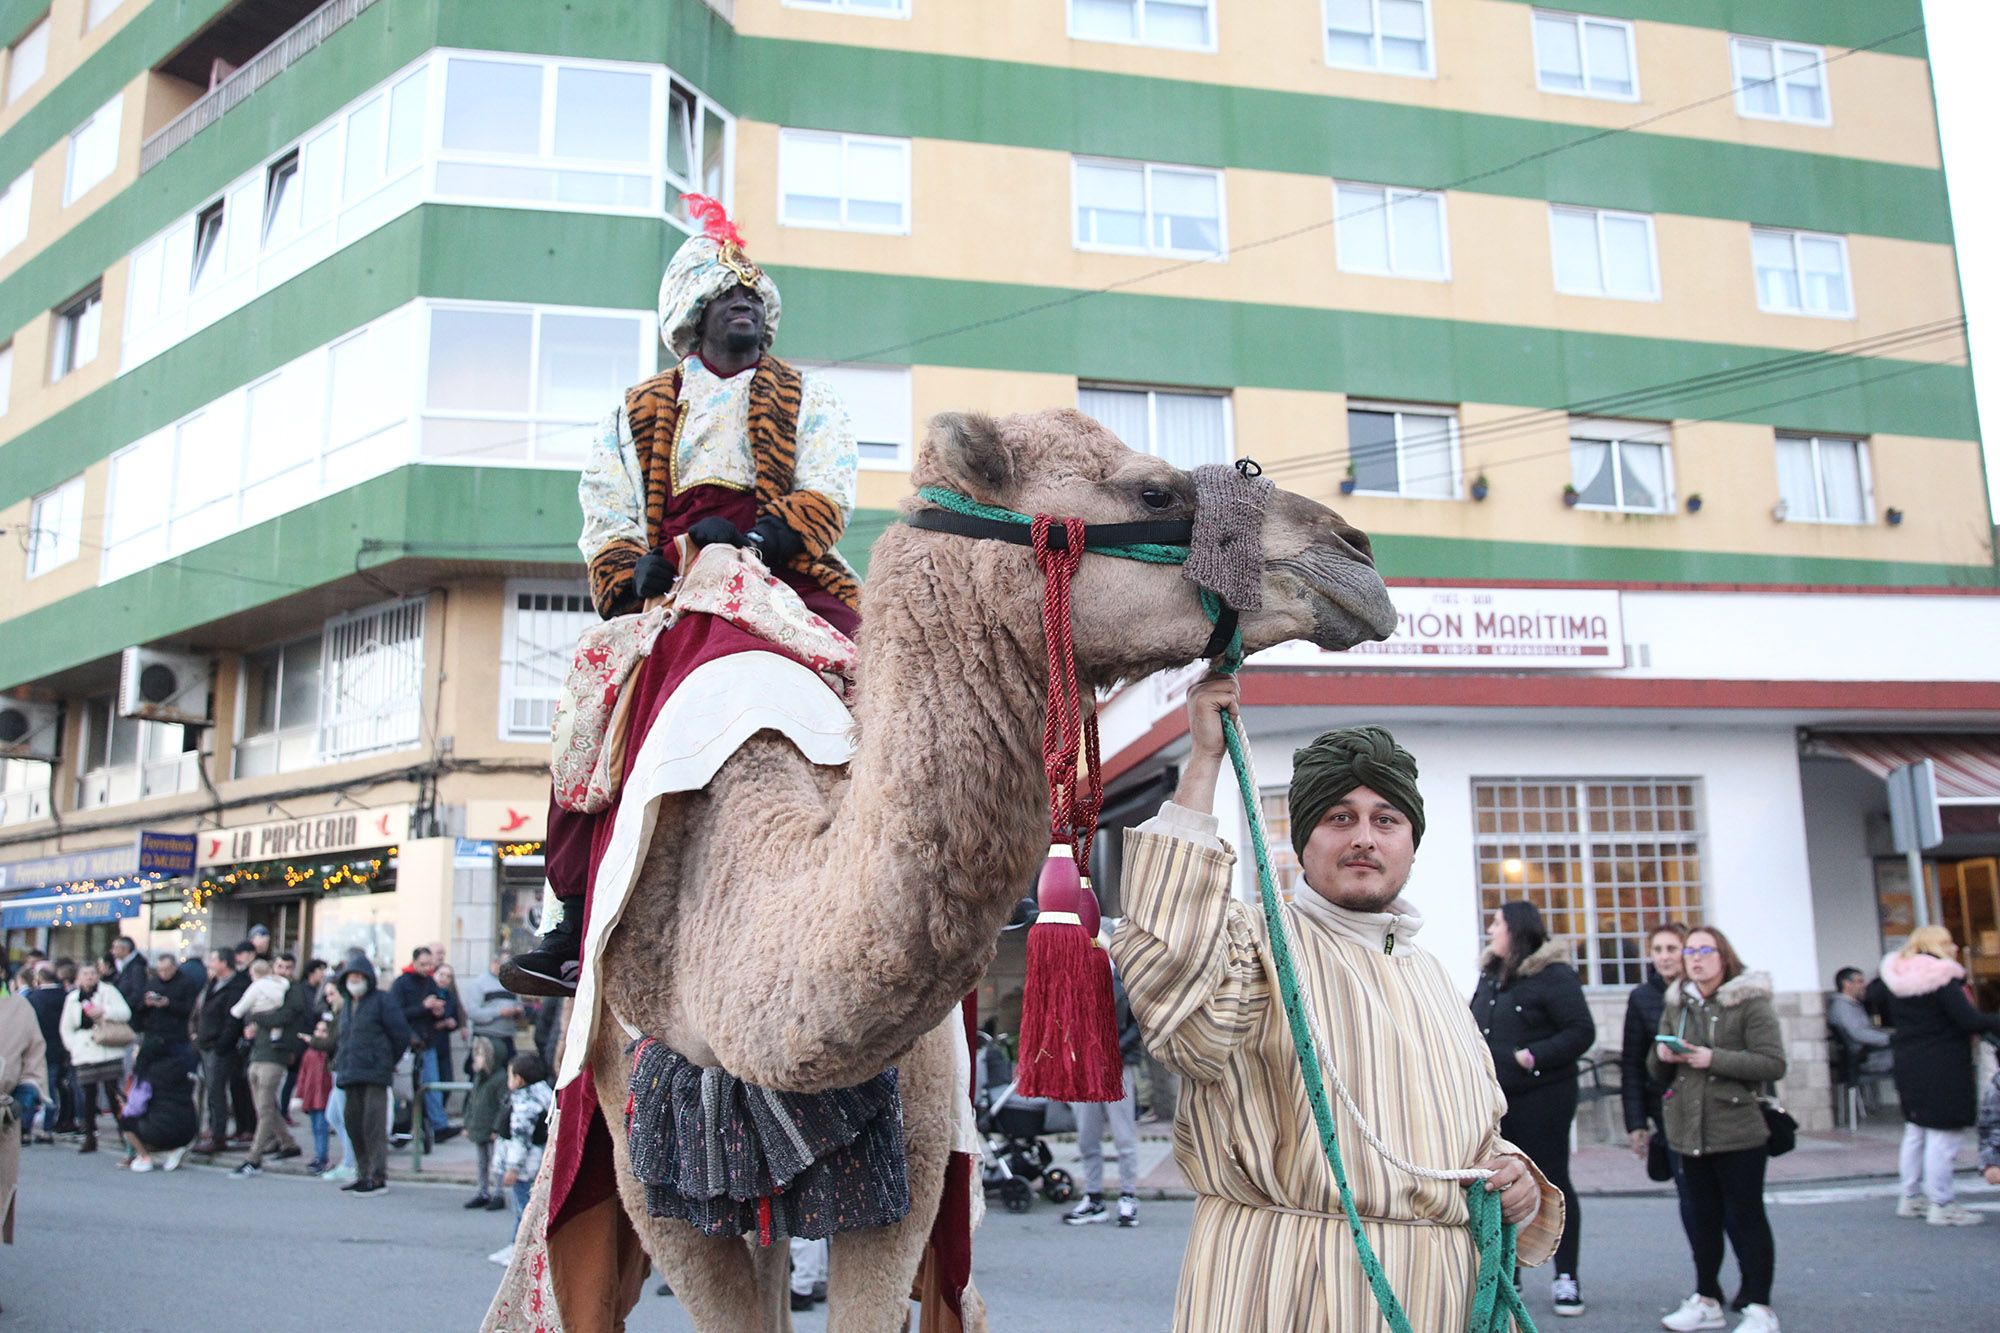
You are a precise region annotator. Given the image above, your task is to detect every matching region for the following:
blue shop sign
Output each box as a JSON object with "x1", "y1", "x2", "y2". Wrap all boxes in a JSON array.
[
  {"x1": 137, "y1": 830, "x2": 196, "y2": 876},
  {"x1": 0, "y1": 829, "x2": 196, "y2": 893},
  {"x1": 1, "y1": 893, "x2": 143, "y2": 930}
]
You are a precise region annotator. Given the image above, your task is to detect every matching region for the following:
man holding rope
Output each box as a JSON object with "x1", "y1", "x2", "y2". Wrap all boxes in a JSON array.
[{"x1": 1111, "y1": 676, "x2": 1562, "y2": 1330}]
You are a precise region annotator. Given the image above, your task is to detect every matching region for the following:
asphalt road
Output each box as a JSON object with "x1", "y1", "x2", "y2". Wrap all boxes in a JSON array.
[{"x1": 6, "y1": 1147, "x2": 1996, "y2": 1330}]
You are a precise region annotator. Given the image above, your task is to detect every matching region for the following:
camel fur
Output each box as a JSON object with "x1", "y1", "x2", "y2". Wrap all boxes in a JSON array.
[{"x1": 494, "y1": 407, "x2": 1396, "y2": 1332}]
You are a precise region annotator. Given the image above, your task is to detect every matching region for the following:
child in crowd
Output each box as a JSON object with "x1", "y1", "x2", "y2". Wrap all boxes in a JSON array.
[
  {"x1": 297, "y1": 1000, "x2": 337, "y2": 1174},
  {"x1": 229, "y1": 959, "x2": 287, "y2": 1023},
  {"x1": 462, "y1": 1036, "x2": 511, "y2": 1213},
  {"x1": 487, "y1": 1051, "x2": 554, "y2": 1267}
]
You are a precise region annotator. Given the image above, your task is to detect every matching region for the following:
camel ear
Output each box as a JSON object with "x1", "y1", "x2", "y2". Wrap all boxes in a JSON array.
[{"x1": 922, "y1": 412, "x2": 1012, "y2": 504}]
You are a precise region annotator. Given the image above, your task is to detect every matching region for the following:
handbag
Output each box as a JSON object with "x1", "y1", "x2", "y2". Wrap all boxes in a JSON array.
[
  {"x1": 1645, "y1": 1130, "x2": 1673, "y2": 1182},
  {"x1": 1758, "y1": 1096, "x2": 1797, "y2": 1157},
  {"x1": 93, "y1": 1018, "x2": 136, "y2": 1048}
]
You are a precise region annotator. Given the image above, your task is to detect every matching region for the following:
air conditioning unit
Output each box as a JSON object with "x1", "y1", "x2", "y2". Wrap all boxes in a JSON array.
[
  {"x1": 118, "y1": 647, "x2": 214, "y2": 727},
  {"x1": 0, "y1": 696, "x2": 60, "y2": 761}
]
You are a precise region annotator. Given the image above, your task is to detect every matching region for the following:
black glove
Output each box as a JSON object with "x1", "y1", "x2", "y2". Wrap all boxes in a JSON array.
[
  {"x1": 629, "y1": 551, "x2": 674, "y2": 600},
  {"x1": 744, "y1": 515, "x2": 805, "y2": 566},
  {"x1": 687, "y1": 516, "x2": 746, "y2": 549}
]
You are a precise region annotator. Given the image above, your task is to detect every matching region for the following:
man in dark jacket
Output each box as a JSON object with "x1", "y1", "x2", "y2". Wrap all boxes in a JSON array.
[
  {"x1": 134, "y1": 952, "x2": 199, "y2": 1069},
  {"x1": 22, "y1": 964, "x2": 72, "y2": 1137},
  {"x1": 389, "y1": 947, "x2": 457, "y2": 1141},
  {"x1": 333, "y1": 955, "x2": 411, "y2": 1197},
  {"x1": 107, "y1": 936, "x2": 149, "y2": 1011},
  {"x1": 192, "y1": 949, "x2": 253, "y2": 1153},
  {"x1": 1621, "y1": 924, "x2": 1697, "y2": 1245},
  {"x1": 233, "y1": 953, "x2": 308, "y2": 1176}
]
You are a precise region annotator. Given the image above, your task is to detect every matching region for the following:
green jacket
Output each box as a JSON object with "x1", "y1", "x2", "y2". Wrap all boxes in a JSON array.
[
  {"x1": 249, "y1": 979, "x2": 310, "y2": 1067},
  {"x1": 1647, "y1": 972, "x2": 1788, "y2": 1156},
  {"x1": 463, "y1": 1052, "x2": 511, "y2": 1144}
]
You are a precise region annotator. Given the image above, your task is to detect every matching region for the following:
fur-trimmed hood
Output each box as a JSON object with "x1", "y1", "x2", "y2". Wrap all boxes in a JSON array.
[
  {"x1": 1513, "y1": 938, "x2": 1573, "y2": 980},
  {"x1": 1679, "y1": 971, "x2": 1773, "y2": 1008},
  {"x1": 1879, "y1": 949, "x2": 1965, "y2": 998}
]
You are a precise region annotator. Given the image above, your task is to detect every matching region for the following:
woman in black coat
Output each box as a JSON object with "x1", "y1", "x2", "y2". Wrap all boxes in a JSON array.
[
  {"x1": 1880, "y1": 926, "x2": 2000, "y2": 1225},
  {"x1": 117, "y1": 1036, "x2": 200, "y2": 1171},
  {"x1": 1471, "y1": 901, "x2": 1596, "y2": 1314}
]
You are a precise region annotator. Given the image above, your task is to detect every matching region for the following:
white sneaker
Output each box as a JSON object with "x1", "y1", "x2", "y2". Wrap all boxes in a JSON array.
[
  {"x1": 1927, "y1": 1201, "x2": 1984, "y2": 1227},
  {"x1": 128, "y1": 1157, "x2": 155, "y2": 1174},
  {"x1": 162, "y1": 1147, "x2": 186, "y2": 1172},
  {"x1": 1661, "y1": 1294, "x2": 1727, "y2": 1331},
  {"x1": 1895, "y1": 1194, "x2": 1928, "y2": 1219},
  {"x1": 1736, "y1": 1304, "x2": 1780, "y2": 1332},
  {"x1": 488, "y1": 1244, "x2": 516, "y2": 1266}
]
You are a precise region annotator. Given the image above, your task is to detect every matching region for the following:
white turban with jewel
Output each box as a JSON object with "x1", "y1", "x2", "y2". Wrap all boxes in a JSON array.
[{"x1": 656, "y1": 195, "x2": 783, "y2": 360}]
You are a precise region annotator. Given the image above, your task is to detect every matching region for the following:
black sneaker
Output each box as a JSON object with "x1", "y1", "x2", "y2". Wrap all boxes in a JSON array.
[
  {"x1": 485, "y1": 1195, "x2": 508, "y2": 1211},
  {"x1": 464, "y1": 1194, "x2": 493, "y2": 1210},
  {"x1": 1117, "y1": 1195, "x2": 1139, "y2": 1227},
  {"x1": 231, "y1": 1161, "x2": 261, "y2": 1178},
  {"x1": 1062, "y1": 1196, "x2": 1109, "y2": 1226},
  {"x1": 351, "y1": 1180, "x2": 386, "y2": 1197},
  {"x1": 790, "y1": 1292, "x2": 815, "y2": 1312},
  {"x1": 339, "y1": 1178, "x2": 366, "y2": 1192},
  {"x1": 1551, "y1": 1273, "x2": 1585, "y2": 1317},
  {"x1": 436, "y1": 1126, "x2": 462, "y2": 1143},
  {"x1": 499, "y1": 914, "x2": 583, "y2": 996}
]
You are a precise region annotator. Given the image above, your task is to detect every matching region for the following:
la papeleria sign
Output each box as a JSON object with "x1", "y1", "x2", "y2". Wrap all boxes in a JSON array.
[
  {"x1": 198, "y1": 805, "x2": 409, "y2": 867},
  {"x1": 1265, "y1": 587, "x2": 1625, "y2": 670}
]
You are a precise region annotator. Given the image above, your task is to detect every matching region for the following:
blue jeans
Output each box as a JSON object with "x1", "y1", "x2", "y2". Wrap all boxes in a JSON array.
[
  {"x1": 326, "y1": 1086, "x2": 354, "y2": 1168},
  {"x1": 308, "y1": 1108, "x2": 330, "y2": 1164},
  {"x1": 510, "y1": 1176, "x2": 533, "y2": 1236},
  {"x1": 420, "y1": 1047, "x2": 447, "y2": 1132}
]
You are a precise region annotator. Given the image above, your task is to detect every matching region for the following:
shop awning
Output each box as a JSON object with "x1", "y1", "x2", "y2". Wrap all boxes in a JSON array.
[{"x1": 1814, "y1": 733, "x2": 2000, "y2": 801}]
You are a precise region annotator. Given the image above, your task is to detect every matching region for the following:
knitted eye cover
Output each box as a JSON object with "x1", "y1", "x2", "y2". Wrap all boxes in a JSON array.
[{"x1": 1183, "y1": 462, "x2": 1273, "y2": 613}]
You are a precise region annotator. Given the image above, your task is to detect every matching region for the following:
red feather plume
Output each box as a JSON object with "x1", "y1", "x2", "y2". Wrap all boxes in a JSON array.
[{"x1": 682, "y1": 193, "x2": 745, "y2": 248}]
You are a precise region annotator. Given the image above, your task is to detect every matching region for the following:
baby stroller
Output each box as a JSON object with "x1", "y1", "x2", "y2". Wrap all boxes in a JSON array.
[{"x1": 976, "y1": 1033, "x2": 1075, "y2": 1213}]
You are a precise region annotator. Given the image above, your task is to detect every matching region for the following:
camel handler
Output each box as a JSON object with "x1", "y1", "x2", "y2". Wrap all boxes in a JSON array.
[
  {"x1": 1109, "y1": 675, "x2": 1564, "y2": 1331},
  {"x1": 503, "y1": 197, "x2": 860, "y2": 998}
]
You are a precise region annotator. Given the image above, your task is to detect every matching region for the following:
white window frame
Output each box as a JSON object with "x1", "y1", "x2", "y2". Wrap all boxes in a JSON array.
[
  {"x1": 1751, "y1": 226, "x2": 1853, "y2": 319},
  {"x1": 1067, "y1": 0, "x2": 1218, "y2": 53},
  {"x1": 0, "y1": 169, "x2": 30, "y2": 257},
  {"x1": 1078, "y1": 382, "x2": 1235, "y2": 469},
  {"x1": 777, "y1": 129, "x2": 913, "y2": 236},
  {"x1": 1072, "y1": 156, "x2": 1228, "y2": 260},
  {"x1": 75, "y1": 696, "x2": 193, "y2": 810},
  {"x1": 50, "y1": 283, "x2": 102, "y2": 381},
  {"x1": 0, "y1": 758, "x2": 52, "y2": 827},
  {"x1": 1548, "y1": 204, "x2": 1659, "y2": 301},
  {"x1": 1730, "y1": 36, "x2": 1831, "y2": 127},
  {"x1": 5, "y1": 16, "x2": 48, "y2": 106},
  {"x1": 1568, "y1": 417, "x2": 1674, "y2": 514},
  {"x1": 232, "y1": 633, "x2": 325, "y2": 780},
  {"x1": 500, "y1": 580, "x2": 597, "y2": 741},
  {"x1": 1775, "y1": 432, "x2": 1872, "y2": 525},
  {"x1": 1322, "y1": 0, "x2": 1435, "y2": 78},
  {"x1": 1344, "y1": 399, "x2": 1462, "y2": 500},
  {"x1": 319, "y1": 598, "x2": 427, "y2": 763},
  {"x1": 1531, "y1": 9, "x2": 1639, "y2": 103},
  {"x1": 25, "y1": 474, "x2": 84, "y2": 577},
  {"x1": 783, "y1": 0, "x2": 911, "y2": 17},
  {"x1": 1332, "y1": 180, "x2": 1450, "y2": 282},
  {"x1": 794, "y1": 361, "x2": 913, "y2": 471},
  {"x1": 63, "y1": 95, "x2": 122, "y2": 205}
]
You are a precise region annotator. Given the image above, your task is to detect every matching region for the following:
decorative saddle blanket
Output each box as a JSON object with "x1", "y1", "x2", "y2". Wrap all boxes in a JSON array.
[{"x1": 622, "y1": 1037, "x2": 911, "y2": 1243}]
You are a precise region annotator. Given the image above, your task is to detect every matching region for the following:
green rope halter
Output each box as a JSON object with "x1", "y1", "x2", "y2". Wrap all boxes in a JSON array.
[{"x1": 912, "y1": 486, "x2": 1536, "y2": 1333}]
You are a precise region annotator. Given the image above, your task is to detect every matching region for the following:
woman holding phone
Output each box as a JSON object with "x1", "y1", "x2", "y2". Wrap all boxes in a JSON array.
[{"x1": 1648, "y1": 926, "x2": 1788, "y2": 1333}]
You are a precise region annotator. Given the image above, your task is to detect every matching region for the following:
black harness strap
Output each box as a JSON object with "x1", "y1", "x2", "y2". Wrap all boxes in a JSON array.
[
  {"x1": 903, "y1": 508, "x2": 1193, "y2": 551},
  {"x1": 1200, "y1": 606, "x2": 1240, "y2": 661}
]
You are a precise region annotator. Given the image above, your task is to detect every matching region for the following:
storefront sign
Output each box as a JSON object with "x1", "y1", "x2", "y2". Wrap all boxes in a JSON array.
[
  {"x1": 0, "y1": 827, "x2": 195, "y2": 892},
  {"x1": 137, "y1": 830, "x2": 197, "y2": 876},
  {"x1": 197, "y1": 804, "x2": 409, "y2": 867},
  {"x1": 1, "y1": 892, "x2": 142, "y2": 930},
  {"x1": 1307, "y1": 587, "x2": 1625, "y2": 669},
  {"x1": 463, "y1": 799, "x2": 546, "y2": 842}
]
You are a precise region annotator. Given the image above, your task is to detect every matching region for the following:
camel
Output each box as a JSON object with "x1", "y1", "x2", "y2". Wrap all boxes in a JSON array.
[{"x1": 535, "y1": 406, "x2": 1396, "y2": 1331}]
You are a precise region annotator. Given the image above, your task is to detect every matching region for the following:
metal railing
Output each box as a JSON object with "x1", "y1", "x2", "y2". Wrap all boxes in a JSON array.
[{"x1": 140, "y1": 0, "x2": 385, "y2": 174}]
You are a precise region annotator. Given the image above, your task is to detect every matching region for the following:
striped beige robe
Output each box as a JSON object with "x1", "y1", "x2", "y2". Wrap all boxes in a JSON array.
[{"x1": 1111, "y1": 805, "x2": 1563, "y2": 1332}]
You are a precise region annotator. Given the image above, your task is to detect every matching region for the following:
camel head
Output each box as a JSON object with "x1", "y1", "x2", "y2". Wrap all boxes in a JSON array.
[{"x1": 906, "y1": 408, "x2": 1397, "y2": 684}]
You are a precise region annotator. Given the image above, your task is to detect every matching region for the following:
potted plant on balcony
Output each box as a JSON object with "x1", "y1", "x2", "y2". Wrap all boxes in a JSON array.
[
  {"x1": 1562, "y1": 483, "x2": 1579, "y2": 508},
  {"x1": 1470, "y1": 473, "x2": 1490, "y2": 502},
  {"x1": 1340, "y1": 462, "x2": 1358, "y2": 496},
  {"x1": 1684, "y1": 493, "x2": 1703, "y2": 514}
]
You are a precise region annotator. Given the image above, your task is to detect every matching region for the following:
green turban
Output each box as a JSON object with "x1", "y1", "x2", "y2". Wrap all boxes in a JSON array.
[{"x1": 1288, "y1": 726, "x2": 1425, "y2": 857}]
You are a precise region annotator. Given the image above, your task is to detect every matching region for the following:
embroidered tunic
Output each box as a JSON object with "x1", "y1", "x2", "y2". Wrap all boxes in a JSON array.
[{"x1": 1110, "y1": 803, "x2": 1564, "y2": 1332}]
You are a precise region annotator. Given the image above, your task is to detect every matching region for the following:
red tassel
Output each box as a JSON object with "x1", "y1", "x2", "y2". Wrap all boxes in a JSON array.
[{"x1": 1015, "y1": 847, "x2": 1124, "y2": 1102}]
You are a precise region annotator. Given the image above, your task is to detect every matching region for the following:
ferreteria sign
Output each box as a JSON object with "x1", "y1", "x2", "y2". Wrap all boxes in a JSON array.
[
  {"x1": 1266, "y1": 587, "x2": 1626, "y2": 670},
  {"x1": 197, "y1": 804, "x2": 410, "y2": 867}
]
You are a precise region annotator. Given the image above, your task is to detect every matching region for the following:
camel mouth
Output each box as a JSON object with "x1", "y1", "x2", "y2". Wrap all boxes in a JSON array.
[{"x1": 1281, "y1": 560, "x2": 1398, "y2": 651}]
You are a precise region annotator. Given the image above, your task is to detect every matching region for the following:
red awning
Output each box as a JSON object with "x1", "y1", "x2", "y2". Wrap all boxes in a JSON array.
[{"x1": 1815, "y1": 733, "x2": 2000, "y2": 801}]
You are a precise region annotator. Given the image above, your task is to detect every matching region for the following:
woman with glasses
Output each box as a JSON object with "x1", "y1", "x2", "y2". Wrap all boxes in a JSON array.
[{"x1": 1649, "y1": 926, "x2": 1787, "y2": 1333}]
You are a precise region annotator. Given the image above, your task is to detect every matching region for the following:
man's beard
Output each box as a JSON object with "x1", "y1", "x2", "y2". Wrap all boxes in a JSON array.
[{"x1": 722, "y1": 324, "x2": 760, "y2": 356}]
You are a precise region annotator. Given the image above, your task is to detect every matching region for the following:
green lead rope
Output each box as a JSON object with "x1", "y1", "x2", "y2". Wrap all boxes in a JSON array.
[{"x1": 915, "y1": 486, "x2": 1533, "y2": 1333}]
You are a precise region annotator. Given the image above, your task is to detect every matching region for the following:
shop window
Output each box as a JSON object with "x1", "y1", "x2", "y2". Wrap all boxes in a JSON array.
[
  {"x1": 779, "y1": 130, "x2": 911, "y2": 234},
  {"x1": 502, "y1": 581, "x2": 596, "y2": 739},
  {"x1": 1775, "y1": 433, "x2": 1870, "y2": 524},
  {"x1": 1334, "y1": 181, "x2": 1448, "y2": 281},
  {"x1": 1345, "y1": 401, "x2": 1459, "y2": 499},
  {"x1": 25, "y1": 474, "x2": 83, "y2": 576},
  {"x1": 1532, "y1": 9, "x2": 1637, "y2": 101},
  {"x1": 1550, "y1": 205, "x2": 1657, "y2": 300},
  {"x1": 50, "y1": 283, "x2": 102, "y2": 381},
  {"x1": 1473, "y1": 778, "x2": 1706, "y2": 988},
  {"x1": 1752, "y1": 227, "x2": 1851, "y2": 318},
  {"x1": 1732, "y1": 36, "x2": 1829, "y2": 126},
  {"x1": 794, "y1": 363, "x2": 912, "y2": 469},
  {"x1": 1070, "y1": 0, "x2": 1214, "y2": 50},
  {"x1": 1568, "y1": 418, "x2": 1672, "y2": 514},
  {"x1": 1074, "y1": 158, "x2": 1224, "y2": 258},
  {"x1": 1324, "y1": 0, "x2": 1431, "y2": 76},
  {"x1": 0, "y1": 759, "x2": 51, "y2": 827},
  {"x1": 64, "y1": 95, "x2": 121, "y2": 204},
  {"x1": 320, "y1": 599, "x2": 426, "y2": 762},
  {"x1": 0, "y1": 170, "x2": 29, "y2": 256},
  {"x1": 1079, "y1": 384, "x2": 1231, "y2": 470},
  {"x1": 235, "y1": 635, "x2": 323, "y2": 778},
  {"x1": 76, "y1": 695, "x2": 193, "y2": 809},
  {"x1": 5, "y1": 16, "x2": 47, "y2": 106}
]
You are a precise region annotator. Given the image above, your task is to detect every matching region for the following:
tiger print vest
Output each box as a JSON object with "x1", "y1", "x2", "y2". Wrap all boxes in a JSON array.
[{"x1": 585, "y1": 356, "x2": 861, "y2": 618}]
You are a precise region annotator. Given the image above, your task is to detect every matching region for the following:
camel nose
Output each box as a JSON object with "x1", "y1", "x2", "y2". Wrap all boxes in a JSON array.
[{"x1": 1334, "y1": 520, "x2": 1374, "y2": 568}]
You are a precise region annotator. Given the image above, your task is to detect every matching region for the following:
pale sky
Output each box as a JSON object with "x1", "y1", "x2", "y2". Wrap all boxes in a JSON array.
[{"x1": 1924, "y1": 0, "x2": 1999, "y2": 523}]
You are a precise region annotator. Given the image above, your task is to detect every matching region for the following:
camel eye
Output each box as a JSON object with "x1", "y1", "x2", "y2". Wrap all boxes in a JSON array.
[{"x1": 1139, "y1": 486, "x2": 1175, "y2": 511}]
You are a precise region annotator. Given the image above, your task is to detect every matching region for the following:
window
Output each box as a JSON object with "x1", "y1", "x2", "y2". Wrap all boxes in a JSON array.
[
  {"x1": 1079, "y1": 385, "x2": 1231, "y2": 469},
  {"x1": 64, "y1": 95, "x2": 122, "y2": 204},
  {"x1": 1074, "y1": 158, "x2": 1225, "y2": 258},
  {"x1": 502, "y1": 582, "x2": 596, "y2": 740},
  {"x1": 1752, "y1": 227, "x2": 1850, "y2": 317},
  {"x1": 234, "y1": 635, "x2": 322, "y2": 778},
  {"x1": 422, "y1": 302, "x2": 650, "y2": 464},
  {"x1": 1070, "y1": 0, "x2": 1214, "y2": 50},
  {"x1": 1257, "y1": 789, "x2": 1306, "y2": 899},
  {"x1": 262, "y1": 151, "x2": 301, "y2": 248},
  {"x1": 76, "y1": 696, "x2": 193, "y2": 809},
  {"x1": 1569, "y1": 418, "x2": 1671, "y2": 513},
  {"x1": 1324, "y1": 0, "x2": 1431, "y2": 76},
  {"x1": 0, "y1": 342, "x2": 11, "y2": 415},
  {"x1": 1775, "y1": 433, "x2": 1870, "y2": 524},
  {"x1": 785, "y1": 0, "x2": 909, "y2": 14},
  {"x1": 338, "y1": 66, "x2": 429, "y2": 204},
  {"x1": 438, "y1": 56, "x2": 655, "y2": 211},
  {"x1": 25, "y1": 474, "x2": 83, "y2": 576},
  {"x1": 1532, "y1": 10, "x2": 1637, "y2": 100},
  {"x1": 778, "y1": 130, "x2": 911, "y2": 234},
  {"x1": 0, "y1": 170, "x2": 29, "y2": 256},
  {"x1": 1475, "y1": 779, "x2": 1705, "y2": 988},
  {"x1": 320, "y1": 600, "x2": 426, "y2": 762},
  {"x1": 5, "y1": 16, "x2": 47, "y2": 105},
  {"x1": 796, "y1": 363, "x2": 912, "y2": 468},
  {"x1": 1334, "y1": 182, "x2": 1448, "y2": 280},
  {"x1": 666, "y1": 75, "x2": 732, "y2": 225},
  {"x1": 1549, "y1": 205, "x2": 1657, "y2": 299},
  {"x1": 1345, "y1": 401, "x2": 1458, "y2": 499},
  {"x1": 1732, "y1": 37, "x2": 1829, "y2": 125},
  {"x1": 189, "y1": 199, "x2": 226, "y2": 293},
  {"x1": 0, "y1": 759, "x2": 51, "y2": 827},
  {"x1": 50, "y1": 284, "x2": 102, "y2": 380},
  {"x1": 86, "y1": 0, "x2": 122, "y2": 30}
]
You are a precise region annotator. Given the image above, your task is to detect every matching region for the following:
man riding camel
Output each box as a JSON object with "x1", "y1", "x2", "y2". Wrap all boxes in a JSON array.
[{"x1": 503, "y1": 198, "x2": 860, "y2": 998}]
